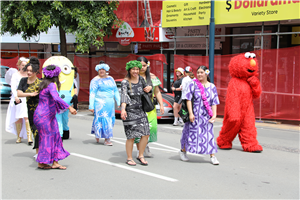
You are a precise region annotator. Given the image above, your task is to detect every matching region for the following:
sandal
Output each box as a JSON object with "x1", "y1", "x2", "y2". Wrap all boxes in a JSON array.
[
  {"x1": 38, "y1": 164, "x2": 52, "y2": 170},
  {"x1": 104, "y1": 140, "x2": 113, "y2": 146},
  {"x1": 52, "y1": 165, "x2": 67, "y2": 170},
  {"x1": 137, "y1": 157, "x2": 148, "y2": 166},
  {"x1": 126, "y1": 159, "x2": 136, "y2": 166}
]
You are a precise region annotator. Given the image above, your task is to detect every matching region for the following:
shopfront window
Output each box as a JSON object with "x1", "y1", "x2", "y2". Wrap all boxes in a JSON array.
[{"x1": 232, "y1": 26, "x2": 275, "y2": 54}]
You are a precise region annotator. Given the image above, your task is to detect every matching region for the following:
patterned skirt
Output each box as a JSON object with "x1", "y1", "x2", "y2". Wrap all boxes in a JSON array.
[
  {"x1": 134, "y1": 107, "x2": 157, "y2": 143},
  {"x1": 123, "y1": 105, "x2": 150, "y2": 140}
]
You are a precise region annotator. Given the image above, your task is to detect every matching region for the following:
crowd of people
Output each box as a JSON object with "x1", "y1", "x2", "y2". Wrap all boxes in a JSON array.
[
  {"x1": 5, "y1": 56, "x2": 220, "y2": 171},
  {"x1": 88, "y1": 57, "x2": 220, "y2": 166},
  {"x1": 5, "y1": 57, "x2": 77, "y2": 170}
]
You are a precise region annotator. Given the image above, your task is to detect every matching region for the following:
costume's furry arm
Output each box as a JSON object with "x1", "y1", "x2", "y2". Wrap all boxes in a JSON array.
[
  {"x1": 225, "y1": 81, "x2": 241, "y2": 122},
  {"x1": 247, "y1": 76, "x2": 262, "y2": 99}
]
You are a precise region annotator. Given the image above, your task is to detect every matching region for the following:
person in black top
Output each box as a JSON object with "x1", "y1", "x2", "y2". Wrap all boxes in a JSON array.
[
  {"x1": 17, "y1": 57, "x2": 41, "y2": 158},
  {"x1": 171, "y1": 67, "x2": 185, "y2": 126}
]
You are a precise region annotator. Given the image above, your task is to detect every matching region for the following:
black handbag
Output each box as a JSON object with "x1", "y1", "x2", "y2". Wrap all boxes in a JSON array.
[
  {"x1": 141, "y1": 77, "x2": 155, "y2": 112},
  {"x1": 178, "y1": 82, "x2": 195, "y2": 123},
  {"x1": 142, "y1": 93, "x2": 155, "y2": 112}
]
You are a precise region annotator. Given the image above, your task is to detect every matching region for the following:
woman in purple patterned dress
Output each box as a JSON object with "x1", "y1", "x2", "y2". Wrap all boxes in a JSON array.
[
  {"x1": 33, "y1": 65, "x2": 77, "y2": 170},
  {"x1": 179, "y1": 65, "x2": 220, "y2": 165}
]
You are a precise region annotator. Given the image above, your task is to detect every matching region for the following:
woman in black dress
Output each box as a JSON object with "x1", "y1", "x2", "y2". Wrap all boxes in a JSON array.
[
  {"x1": 17, "y1": 57, "x2": 41, "y2": 157},
  {"x1": 120, "y1": 60, "x2": 150, "y2": 166}
]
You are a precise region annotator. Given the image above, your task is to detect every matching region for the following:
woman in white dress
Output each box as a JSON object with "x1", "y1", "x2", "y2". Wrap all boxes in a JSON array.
[{"x1": 5, "y1": 57, "x2": 33, "y2": 145}]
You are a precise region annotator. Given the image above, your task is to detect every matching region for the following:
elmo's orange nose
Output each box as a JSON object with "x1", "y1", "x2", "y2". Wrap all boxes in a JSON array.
[{"x1": 250, "y1": 59, "x2": 256, "y2": 67}]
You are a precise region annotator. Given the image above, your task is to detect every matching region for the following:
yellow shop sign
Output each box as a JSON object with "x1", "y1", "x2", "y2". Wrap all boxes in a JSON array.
[
  {"x1": 215, "y1": 0, "x2": 300, "y2": 24},
  {"x1": 162, "y1": 1, "x2": 211, "y2": 28},
  {"x1": 162, "y1": 0, "x2": 300, "y2": 28}
]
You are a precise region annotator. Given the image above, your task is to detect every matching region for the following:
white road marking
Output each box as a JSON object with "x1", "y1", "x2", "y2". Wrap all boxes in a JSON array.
[
  {"x1": 162, "y1": 126, "x2": 183, "y2": 130},
  {"x1": 163, "y1": 124, "x2": 222, "y2": 130},
  {"x1": 100, "y1": 136, "x2": 178, "y2": 151},
  {"x1": 214, "y1": 125, "x2": 223, "y2": 128},
  {"x1": 151, "y1": 142, "x2": 179, "y2": 151},
  {"x1": 87, "y1": 135, "x2": 204, "y2": 157},
  {"x1": 110, "y1": 139, "x2": 125, "y2": 145},
  {"x1": 71, "y1": 153, "x2": 178, "y2": 182},
  {"x1": 111, "y1": 137, "x2": 126, "y2": 141},
  {"x1": 146, "y1": 147, "x2": 177, "y2": 153}
]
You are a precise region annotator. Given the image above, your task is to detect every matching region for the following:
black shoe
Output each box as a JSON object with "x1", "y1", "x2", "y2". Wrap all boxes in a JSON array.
[{"x1": 62, "y1": 130, "x2": 70, "y2": 139}]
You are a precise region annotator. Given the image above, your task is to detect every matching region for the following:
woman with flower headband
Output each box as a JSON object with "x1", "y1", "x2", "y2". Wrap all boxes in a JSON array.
[
  {"x1": 33, "y1": 64, "x2": 77, "y2": 169},
  {"x1": 120, "y1": 60, "x2": 150, "y2": 166},
  {"x1": 17, "y1": 57, "x2": 41, "y2": 157},
  {"x1": 89, "y1": 61, "x2": 120, "y2": 146},
  {"x1": 6, "y1": 57, "x2": 32, "y2": 144},
  {"x1": 135, "y1": 56, "x2": 164, "y2": 158},
  {"x1": 179, "y1": 65, "x2": 220, "y2": 165}
]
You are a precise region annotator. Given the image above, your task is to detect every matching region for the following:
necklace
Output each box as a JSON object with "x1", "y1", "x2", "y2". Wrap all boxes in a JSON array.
[{"x1": 202, "y1": 81, "x2": 208, "y2": 88}]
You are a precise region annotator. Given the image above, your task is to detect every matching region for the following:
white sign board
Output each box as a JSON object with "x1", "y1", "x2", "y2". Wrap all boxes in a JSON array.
[
  {"x1": 169, "y1": 40, "x2": 221, "y2": 50},
  {"x1": 1, "y1": 26, "x2": 76, "y2": 43},
  {"x1": 159, "y1": 26, "x2": 225, "y2": 42}
]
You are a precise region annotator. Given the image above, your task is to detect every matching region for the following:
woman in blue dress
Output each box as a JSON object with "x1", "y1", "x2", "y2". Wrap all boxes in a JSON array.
[{"x1": 89, "y1": 62, "x2": 120, "y2": 146}]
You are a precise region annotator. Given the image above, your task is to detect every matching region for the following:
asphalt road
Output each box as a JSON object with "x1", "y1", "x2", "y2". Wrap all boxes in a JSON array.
[{"x1": 1, "y1": 101, "x2": 299, "y2": 199}]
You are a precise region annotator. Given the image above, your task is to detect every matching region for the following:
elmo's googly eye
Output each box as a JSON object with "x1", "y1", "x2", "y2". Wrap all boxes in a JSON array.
[
  {"x1": 61, "y1": 65, "x2": 71, "y2": 74},
  {"x1": 250, "y1": 53, "x2": 256, "y2": 58},
  {"x1": 244, "y1": 52, "x2": 251, "y2": 58}
]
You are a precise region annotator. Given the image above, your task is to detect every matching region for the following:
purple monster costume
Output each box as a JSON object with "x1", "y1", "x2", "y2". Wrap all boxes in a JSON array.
[
  {"x1": 34, "y1": 82, "x2": 70, "y2": 164},
  {"x1": 180, "y1": 81, "x2": 220, "y2": 154}
]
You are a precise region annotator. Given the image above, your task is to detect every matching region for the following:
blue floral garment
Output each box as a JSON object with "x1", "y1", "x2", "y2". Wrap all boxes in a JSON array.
[{"x1": 89, "y1": 76, "x2": 120, "y2": 139}]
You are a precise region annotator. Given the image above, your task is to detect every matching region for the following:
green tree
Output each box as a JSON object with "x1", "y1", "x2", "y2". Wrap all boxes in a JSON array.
[{"x1": 1, "y1": 1, "x2": 121, "y2": 56}]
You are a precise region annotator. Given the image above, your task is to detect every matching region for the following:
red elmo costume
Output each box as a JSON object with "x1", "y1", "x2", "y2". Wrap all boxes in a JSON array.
[{"x1": 217, "y1": 52, "x2": 263, "y2": 152}]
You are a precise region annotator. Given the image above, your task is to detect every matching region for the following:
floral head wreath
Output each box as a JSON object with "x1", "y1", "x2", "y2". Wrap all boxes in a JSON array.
[
  {"x1": 43, "y1": 65, "x2": 61, "y2": 78},
  {"x1": 95, "y1": 63, "x2": 110, "y2": 72},
  {"x1": 126, "y1": 60, "x2": 142, "y2": 71},
  {"x1": 205, "y1": 69, "x2": 210, "y2": 75}
]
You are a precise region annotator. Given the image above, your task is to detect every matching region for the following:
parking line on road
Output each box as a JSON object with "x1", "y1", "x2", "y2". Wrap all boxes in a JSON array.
[{"x1": 71, "y1": 153, "x2": 178, "y2": 182}]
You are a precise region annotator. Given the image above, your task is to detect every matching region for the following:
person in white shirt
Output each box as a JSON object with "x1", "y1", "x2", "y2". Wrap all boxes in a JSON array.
[
  {"x1": 180, "y1": 66, "x2": 195, "y2": 101},
  {"x1": 5, "y1": 57, "x2": 32, "y2": 144}
]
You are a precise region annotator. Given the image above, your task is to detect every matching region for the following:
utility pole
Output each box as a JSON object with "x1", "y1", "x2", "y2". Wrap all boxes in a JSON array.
[{"x1": 209, "y1": 0, "x2": 215, "y2": 83}]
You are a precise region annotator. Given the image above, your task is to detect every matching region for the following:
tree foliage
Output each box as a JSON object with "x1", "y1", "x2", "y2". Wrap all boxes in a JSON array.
[{"x1": 1, "y1": 1, "x2": 121, "y2": 55}]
